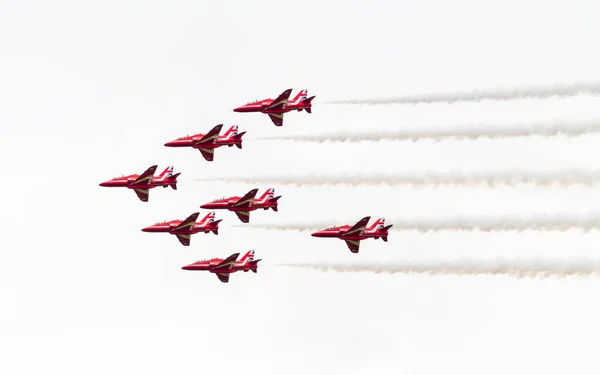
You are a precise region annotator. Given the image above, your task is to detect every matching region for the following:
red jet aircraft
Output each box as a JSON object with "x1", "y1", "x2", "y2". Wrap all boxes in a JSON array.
[
  {"x1": 311, "y1": 216, "x2": 393, "y2": 253},
  {"x1": 164, "y1": 124, "x2": 246, "y2": 162},
  {"x1": 99, "y1": 165, "x2": 180, "y2": 202},
  {"x1": 199, "y1": 188, "x2": 280, "y2": 223},
  {"x1": 233, "y1": 88, "x2": 315, "y2": 126},
  {"x1": 181, "y1": 250, "x2": 261, "y2": 283},
  {"x1": 141, "y1": 211, "x2": 222, "y2": 246}
]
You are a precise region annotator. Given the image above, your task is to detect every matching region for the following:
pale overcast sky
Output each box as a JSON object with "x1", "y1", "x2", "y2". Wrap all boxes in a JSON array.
[{"x1": 2, "y1": 1, "x2": 600, "y2": 374}]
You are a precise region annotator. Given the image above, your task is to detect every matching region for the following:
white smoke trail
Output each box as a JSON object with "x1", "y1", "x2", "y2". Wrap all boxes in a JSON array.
[
  {"x1": 235, "y1": 212, "x2": 600, "y2": 232},
  {"x1": 258, "y1": 119, "x2": 600, "y2": 143},
  {"x1": 194, "y1": 168, "x2": 600, "y2": 187},
  {"x1": 279, "y1": 257, "x2": 600, "y2": 278},
  {"x1": 324, "y1": 80, "x2": 600, "y2": 105}
]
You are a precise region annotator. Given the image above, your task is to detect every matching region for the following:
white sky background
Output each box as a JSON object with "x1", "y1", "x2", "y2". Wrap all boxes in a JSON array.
[{"x1": 2, "y1": 0, "x2": 600, "y2": 374}]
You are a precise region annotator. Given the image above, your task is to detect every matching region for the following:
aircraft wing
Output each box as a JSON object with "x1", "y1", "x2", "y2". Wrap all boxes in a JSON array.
[
  {"x1": 267, "y1": 113, "x2": 285, "y2": 127},
  {"x1": 133, "y1": 188, "x2": 150, "y2": 202},
  {"x1": 193, "y1": 124, "x2": 223, "y2": 147},
  {"x1": 231, "y1": 188, "x2": 258, "y2": 208},
  {"x1": 212, "y1": 252, "x2": 240, "y2": 271},
  {"x1": 264, "y1": 89, "x2": 292, "y2": 111},
  {"x1": 198, "y1": 148, "x2": 215, "y2": 161},
  {"x1": 215, "y1": 272, "x2": 230, "y2": 283},
  {"x1": 234, "y1": 210, "x2": 250, "y2": 223},
  {"x1": 175, "y1": 234, "x2": 191, "y2": 246},
  {"x1": 344, "y1": 239, "x2": 361, "y2": 253},
  {"x1": 173, "y1": 212, "x2": 200, "y2": 232},
  {"x1": 341, "y1": 216, "x2": 371, "y2": 237},
  {"x1": 211, "y1": 252, "x2": 240, "y2": 283},
  {"x1": 230, "y1": 189, "x2": 258, "y2": 223},
  {"x1": 130, "y1": 165, "x2": 158, "y2": 186}
]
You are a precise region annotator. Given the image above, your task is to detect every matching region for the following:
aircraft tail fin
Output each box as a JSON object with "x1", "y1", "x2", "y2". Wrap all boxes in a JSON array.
[
  {"x1": 249, "y1": 259, "x2": 261, "y2": 273},
  {"x1": 199, "y1": 211, "x2": 216, "y2": 226},
  {"x1": 222, "y1": 125, "x2": 238, "y2": 140},
  {"x1": 238, "y1": 250, "x2": 255, "y2": 266},
  {"x1": 233, "y1": 131, "x2": 246, "y2": 149},
  {"x1": 368, "y1": 218, "x2": 385, "y2": 231},
  {"x1": 303, "y1": 95, "x2": 315, "y2": 113},
  {"x1": 256, "y1": 188, "x2": 275, "y2": 204},
  {"x1": 169, "y1": 172, "x2": 181, "y2": 190},
  {"x1": 290, "y1": 89, "x2": 308, "y2": 104},
  {"x1": 269, "y1": 195, "x2": 281, "y2": 211},
  {"x1": 157, "y1": 165, "x2": 174, "y2": 179},
  {"x1": 380, "y1": 224, "x2": 393, "y2": 242},
  {"x1": 211, "y1": 219, "x2": 222, "y2": 235}
]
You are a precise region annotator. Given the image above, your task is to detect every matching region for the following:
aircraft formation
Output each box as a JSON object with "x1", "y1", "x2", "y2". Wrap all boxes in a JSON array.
[{"x1": 99, "y1": 88, "x2": 392, "y2": 283}]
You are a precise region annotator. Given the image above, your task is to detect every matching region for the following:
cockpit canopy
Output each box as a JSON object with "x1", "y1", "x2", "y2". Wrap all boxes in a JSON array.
[
  {"x1": 193, "y1": 258, "x2": 216, "y2": 264},
  {"x1": 246, "y1": 98, "x2": 269, "y2": 105},
  {"x1": 211, "y1": 197, "x2": 230, "y2": 202},
  {"x1": 153, "y1": 220, "x2": 172, "y2": 225},
  {"x1": 112, "y1": 174, "x2": 135, "y2": 179},
  {"x1": 176, "y1": 133, "x2": 202, "y2": 140}
]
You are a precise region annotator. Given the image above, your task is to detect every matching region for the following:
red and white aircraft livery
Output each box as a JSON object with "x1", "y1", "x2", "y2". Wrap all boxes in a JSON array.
[
  {"x1": 233, "y1": 88, "x2": 315, "y2": 126},
  {"x1": 99, "y1": 165, "x2": 180, "y2": 202},
  {"x1": 164, "y1": 124, "x2": 246, "y2": 162},
  {"x1": 311, "y1": 216, "x2": 393, "y2": 253},
  {"x1": 181, "y1": 250, "x2": 261, "y2": 283},
  {"x1": 200, "y1": 188, "x2": 281, "y2": 223},
  {"x1": 141, "y1": 211, "x2": 222, "y2": 246}
]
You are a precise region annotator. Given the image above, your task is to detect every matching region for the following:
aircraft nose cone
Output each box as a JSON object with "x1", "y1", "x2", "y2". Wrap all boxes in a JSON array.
[
  {"x1": 200, "y1": 203, "x2": 210, "y2": 209},
  {"x1": 99, "y1": 181, "x2": 108, "y2": 187},
  {"x1": 164, "y1": 141, "x2": 175, "y2": 147},
  {"x1": 181, "y1": 265, "x2": 192, "y2": 270},
  {"x1": 233, "y1": 105, "x2": 248, "y2": 112},
  {"x1": 311, "y1": 231, "x2": 323, "y2": 237},
  {"x1": 141, "y1": 226, "x2": 152, "y2": 232}
]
